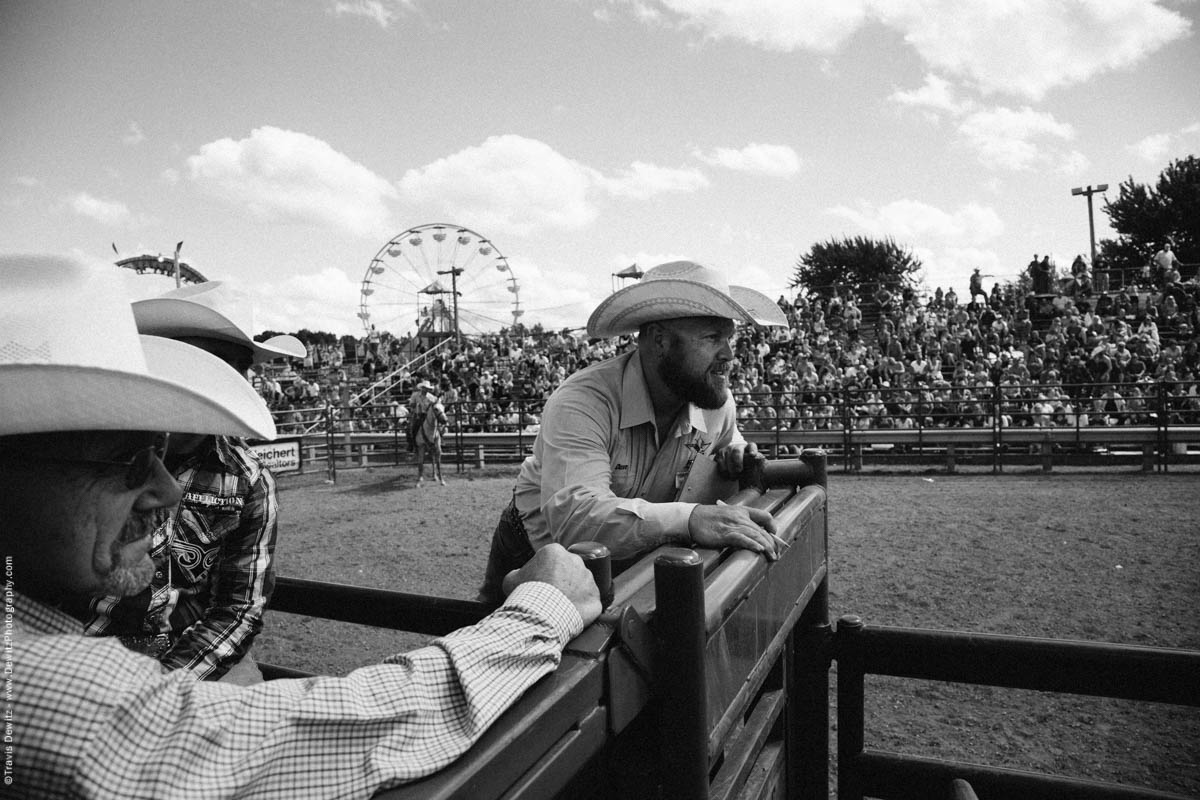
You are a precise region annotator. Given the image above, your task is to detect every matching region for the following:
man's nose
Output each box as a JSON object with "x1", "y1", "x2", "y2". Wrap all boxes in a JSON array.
[{"x1": 135, "y1": 454, "x2": 182, "y2": 511}]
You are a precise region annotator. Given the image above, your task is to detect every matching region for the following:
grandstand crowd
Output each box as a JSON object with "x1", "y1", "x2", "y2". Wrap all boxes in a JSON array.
[{"x1": 260, "y1": 254, "x2": 1200, "y2": 435}]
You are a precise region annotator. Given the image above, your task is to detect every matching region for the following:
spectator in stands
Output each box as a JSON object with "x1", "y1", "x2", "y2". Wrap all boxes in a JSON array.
[
  {"x1": 1, "y1": 255, "x2": 602, "y2": 795},
  {"x1": 72, "y1": 282, "x2": 305, "y2": 684},
  {"x1": 1153, "y1": 240, "x2": 1182, "y2": 287},
  {"x1": 969, "y1": 268, "x2": 986, "y2": 304},
  {"x1": 1093, "y1": 384, "x2": 1127, "y2": 426},
  {"x1": 477, "y1": 261, "x2": 787, "y2": 605}
]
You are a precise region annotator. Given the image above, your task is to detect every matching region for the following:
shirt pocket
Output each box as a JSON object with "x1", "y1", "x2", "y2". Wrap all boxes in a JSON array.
[
  {"x1": 178, "y1": 499, "x2": 242, "y2": 546},
  {"x1": 609, "y1": 438, "x2": 637, "y2": 497}
]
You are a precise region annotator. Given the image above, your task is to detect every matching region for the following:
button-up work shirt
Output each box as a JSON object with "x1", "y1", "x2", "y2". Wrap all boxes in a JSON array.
[
  {"x1": 12, "y1": 584, "x2": 582, "y2": 798},
  {"x1": 75, "y1": 436, "x2": 277, "y2": 679},
  {"x1": 514, "y1": 349, "x2": 744, "y2": 560}
]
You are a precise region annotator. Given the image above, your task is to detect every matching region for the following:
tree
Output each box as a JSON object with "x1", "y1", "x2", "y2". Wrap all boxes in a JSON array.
[
  {"x1": 257, "y1": 329, "x2": 340, "y2": 346},
  {"x1": 790, "y1": 236, "x2": 922, "y2": 301},
  {"x1": 1098, "y1": 155, "x2": 1200, "y2": 275}
]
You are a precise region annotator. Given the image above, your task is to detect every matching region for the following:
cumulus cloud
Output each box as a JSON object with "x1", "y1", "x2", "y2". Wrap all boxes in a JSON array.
[
  {"x1": 613, "y1": 0, "x2": 1190, "y2": 99},
  {"x1": 826, "y1": 198, "x2": 1009, "y2": 293},
  {"x1": 329, "y1": 0, "x2": 414, "y2": 28},
  {"x1": 249, "y1": 267, "x2": 364, "y2": 335},
  {"x1": 957, "y1": 106, "x2": 1079, "y2": 172},
  {"x1": 13, "y1": 175, "x2": 39, "y2": 188},
  {"x1": 888, "y1": 74, "x2": 975, "y2": 117},
  {"x1": 398, "y1": 135, "x2": 599, "y2": 236},
  {"x1": 186, "y1": 126, "x2": 398, "y2": 237},
  {"x1": 875, "y1": 0, "x2": 1191, "y2": 100},
  {"x1": 123, "y1": 121, "x2": 145, "y2": 145},
  {"x1": 598, "y1": 161, "x2": 709, "y2": 198},
  {"x1": 1128, "y1": 122, "x2": 1200, "y2": 163},
  {"x1": 69, "y1": 192, "x2": 132, "y2": 226},
  {"x1": 397, "y1": 134, "x2": 709, "y2": 236},
  {"x1": 651, "y1": 0, "x2": 869, "y2": 52},
  {"x1": 828, "y1": 198, "x2": 1004, "y2": 243},
  {"x1": 692, "y1": 143, "x2": 801, "y2": 177}
]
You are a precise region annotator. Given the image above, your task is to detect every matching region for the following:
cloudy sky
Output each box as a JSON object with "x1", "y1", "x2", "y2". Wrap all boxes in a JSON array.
[{"x1": 2, "y1": 0, "x2": 1197, "y2": 336}]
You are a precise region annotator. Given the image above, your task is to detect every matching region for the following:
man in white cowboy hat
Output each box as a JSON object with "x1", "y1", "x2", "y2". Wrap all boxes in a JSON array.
[
  {"x1": 1, "y1": 255, "x2": 600, "y2": 796},
  {"x1": 411, "y1": 379, "x2": 448, "y2": 485},
  {"x1": 477, "y1": 260, "x2": 789, "y2": 604},
  {"x1": 65, "y1": 281, "x2": 304, "y2": 684}
]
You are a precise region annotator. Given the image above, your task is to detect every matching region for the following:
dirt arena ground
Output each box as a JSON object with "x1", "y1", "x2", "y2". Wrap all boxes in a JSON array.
[{"x1": 255, "y1": 465, "x2": 1200, "y2": 796}]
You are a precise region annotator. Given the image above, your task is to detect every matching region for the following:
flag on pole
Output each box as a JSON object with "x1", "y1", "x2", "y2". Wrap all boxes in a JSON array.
[{"x1": 173, "y1": 241, "x2": 184, "y2": 288}]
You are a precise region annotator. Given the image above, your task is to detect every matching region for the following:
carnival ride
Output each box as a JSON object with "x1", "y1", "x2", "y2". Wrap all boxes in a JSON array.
[
  {"x1": 114, "y1": 253, "x2": 208, "y2": 285},
  {"x1": 358, "y1": 224, "x2": 522, "y2": 344}
]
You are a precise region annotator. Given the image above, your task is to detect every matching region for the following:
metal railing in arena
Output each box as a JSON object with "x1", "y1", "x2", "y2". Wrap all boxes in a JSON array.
[
  {"x1": 268, "y1": 379, "x2": 1200, "y2": 480},
  {"x1": 260, "y1": 452, "x2": 1200, "y2": 798}
]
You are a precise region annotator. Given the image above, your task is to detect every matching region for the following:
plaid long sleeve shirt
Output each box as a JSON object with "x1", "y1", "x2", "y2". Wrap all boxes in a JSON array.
[
  {"x1": 77, "y1": 436, "x2": 278, "y2": 679},
  {"x1": 12, "y1": 583, "x2": 583, "y2": 798}
]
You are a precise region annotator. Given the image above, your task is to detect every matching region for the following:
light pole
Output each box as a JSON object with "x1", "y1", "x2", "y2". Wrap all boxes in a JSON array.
[
  {"x1": 1070, "y1": 184, "x2": 1107, "y2": 267},
  {"x1": 436, "y1": 265, "x2": 463, "y2": 345}
]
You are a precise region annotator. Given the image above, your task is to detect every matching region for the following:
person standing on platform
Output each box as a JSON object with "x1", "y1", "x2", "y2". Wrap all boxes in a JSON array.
[{"x1": 477, "y1": 260, "x2": 788, "y2": 605}]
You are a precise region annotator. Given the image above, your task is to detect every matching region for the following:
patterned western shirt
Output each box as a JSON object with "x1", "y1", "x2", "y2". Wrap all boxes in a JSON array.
[
  {"x1": 513, "y1": 349, "x2": 745, "y2": 560},
  {"x1": 74, "y1": 436, "x2": 278, "y2": 679},
  {"x1": 12, "y1": 583, "x2": 582, "y2": 798}
]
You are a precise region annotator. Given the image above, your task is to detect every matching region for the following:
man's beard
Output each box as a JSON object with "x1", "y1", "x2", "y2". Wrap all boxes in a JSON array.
[
  {"x1": 102, "y1": 509, "x2": 167, "y2": 596},
  {"x1": 659, "y1": 343, "x2": 728, "y2": 410}
]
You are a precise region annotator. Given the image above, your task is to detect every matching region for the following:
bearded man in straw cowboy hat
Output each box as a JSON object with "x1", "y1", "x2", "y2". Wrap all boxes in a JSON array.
[
  {"x1": 477, "y1": 260, "x2": 789, "y2": 605},
  {"x1": 1, "y1": 255, "x2": 600, "y2": 797},
  {"x1": 66, "y1": 282, "x2": 306, "y2": 685}
]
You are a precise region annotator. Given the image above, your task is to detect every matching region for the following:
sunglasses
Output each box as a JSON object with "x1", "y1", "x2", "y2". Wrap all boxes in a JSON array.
[{"x1": 0, "y1": 433, "x2": 170, "y2": 490}]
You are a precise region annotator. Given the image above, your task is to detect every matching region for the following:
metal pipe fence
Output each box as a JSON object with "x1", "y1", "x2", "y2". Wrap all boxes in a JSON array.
[
  {"x1": 270, "y1": 379, "x2": 1200, "y2": 480},
  {"x1": 834, "y1": 615, "x2": 1200, "y2": 800}
]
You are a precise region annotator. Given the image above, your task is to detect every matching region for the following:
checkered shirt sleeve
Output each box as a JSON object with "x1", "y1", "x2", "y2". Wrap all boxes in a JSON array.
[{"x1": 12, "y1": 583, "x2": 582, "y2": 799}]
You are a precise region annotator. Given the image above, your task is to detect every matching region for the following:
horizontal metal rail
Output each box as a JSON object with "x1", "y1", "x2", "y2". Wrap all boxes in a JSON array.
[
  {"x1": 835, "y1": 617, "x2": 1200, "y2": 800},
  {"x1": 270, "y1": 576, "x2": 490, "y2": 636},
  {"x1": 839, "y1": 619, "x2": 1200, "y2": 706}
]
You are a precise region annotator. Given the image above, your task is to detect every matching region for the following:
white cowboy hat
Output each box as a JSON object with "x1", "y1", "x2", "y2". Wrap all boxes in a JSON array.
[
  {"x1": 586, "y1": 260, "x2": 788, "y2": 339},
  {"x1": 0, "y1": 255, "x2": 276, "y2": 439},
  {"x1": 132, "y1": 281, "x2": 307, "y2": 364}
]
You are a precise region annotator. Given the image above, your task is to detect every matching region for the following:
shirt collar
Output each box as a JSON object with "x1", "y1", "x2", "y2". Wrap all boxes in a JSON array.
[{"x1": 618, "y1": 350, "x2": 711, "y2": 437}]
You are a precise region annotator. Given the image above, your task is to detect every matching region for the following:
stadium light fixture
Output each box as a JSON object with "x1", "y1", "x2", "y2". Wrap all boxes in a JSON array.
[{"x1": 1070, "y1": 184, "x2": 1108, "y2": 267}]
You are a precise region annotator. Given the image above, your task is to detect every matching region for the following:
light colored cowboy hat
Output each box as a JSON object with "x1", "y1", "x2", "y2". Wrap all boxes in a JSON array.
[
  {"x1": 586, "y1": 260, "x2": 788, "y2": 338},
  {"x1": 0, "y1": 255, "x2": 275, "y2": 439},
  {"x1": 132, "y1": 281, "x2": 307, "y2": 364}
]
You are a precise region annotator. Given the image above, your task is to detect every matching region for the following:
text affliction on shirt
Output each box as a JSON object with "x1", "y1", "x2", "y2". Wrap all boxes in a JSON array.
[{"x1": 182, "y1": 491, "x2": 246, "y2": 512}]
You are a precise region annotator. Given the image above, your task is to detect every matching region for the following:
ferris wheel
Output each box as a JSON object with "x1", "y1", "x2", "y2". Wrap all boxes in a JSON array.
[{"x1": 357, "y1": 223, "x2": 522, "y2": 340}]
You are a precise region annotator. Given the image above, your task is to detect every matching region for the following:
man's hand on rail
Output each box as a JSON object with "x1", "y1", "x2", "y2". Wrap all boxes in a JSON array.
[
  {"x1": 501, "y1": 543, "x2": 603, "y2": 625},
  {"x1": 687, "y1": 501, "x2": 780, "y2": 561},
  {"x1": 714, "y1": 440, "x2": 761, "y2": 479}
]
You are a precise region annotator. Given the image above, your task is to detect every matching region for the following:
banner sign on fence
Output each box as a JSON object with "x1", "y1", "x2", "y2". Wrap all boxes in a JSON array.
[{"x1": 248, "y1": 437, "x2": 303, "y2": 475}]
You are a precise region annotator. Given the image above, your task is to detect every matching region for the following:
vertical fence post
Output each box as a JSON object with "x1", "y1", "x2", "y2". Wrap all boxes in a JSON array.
[
  {"x1": 992, "y1": 382, "x2": 1002, "y2": 474},
  {"x1": 835, "y1": 614, "x2": 866, "y2": 800},
  {"x1": 654, "y1": 548, "x2": 709, "y2": 800},
  {"x1": 324, "y1": 403, "x2": 337, "y2": 484},
  {"x1": 793, "y1": 576, "x2": 831, "y2": 800},
  {"x1": 392, "y1": 402, "x2": 401, "y2": 466},
  {"x1": 516, "y1": 397, "x2": 526, "y2": 459},
  {"x1": 1157, "y1": 380, "x2": 1169, "y2": 473}
]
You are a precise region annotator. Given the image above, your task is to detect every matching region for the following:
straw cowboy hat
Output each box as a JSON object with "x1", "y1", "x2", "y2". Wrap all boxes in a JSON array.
[
  {"x1": 586, "y1": 260, "x2": 788, "y2": 339},
  {"x1": 0, "y1": 255, "x2": 275, "y2": 439},
  {"x1": 132, "y1": 281, "x2": 307, "y2": 364}
]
